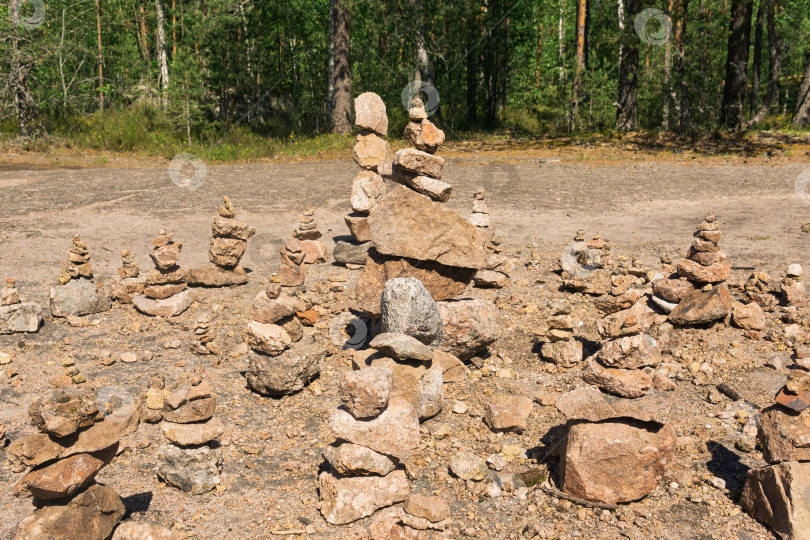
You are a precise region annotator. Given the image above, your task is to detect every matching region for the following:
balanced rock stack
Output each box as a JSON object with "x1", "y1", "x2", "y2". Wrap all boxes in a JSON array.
[
  {"x1": 156, "y1": 380, "x2": 224, "y2": 494},
  {"x1": 539, "y1": 310, "x2": 582, "y2": 369},
  {"x1": 244, "y1": 282, "x2": 326, "y2": 395},
  {"x1": 470, "y1": 187, "x2": 490, "y2": 230},
  {"x1": 470, "y1": 188, "x2": 512, "y2": 289},
  {"x1": 353, "y1": 94, "x2": 487, "y2": 315},
  {"x1": 9, "y1": 388, "x2": 141, "y2": 539},
  {"x1": 742, "y1": 371, "x2": 810, "y2": 538},
  {"x1": 119, "y1": 249, "x2": 139, "y2": 278},
  {"x1": 133, "y1": 230, "x2": 194, "y2": 317},
  {"x1": 293, "y1": 206, "x2": 328, "y2": 264},
  {"x1": 335, "y1": 92, "x2": 390, "y2": 267},
  {"x1": 110, "y1": 249, "x2": 145, "y2": 304},
  {"x1": 742, "y1": 271, "x2": 777, "y2": 311},
  {"x1": 560, "y1": 232, "x2": 612, "y2": 296},
  {"x1": 188, "y1": 196, "x2": 256, "y2": 287},
  {"x1": 781, "y1": 263, "x2": 806, "y2": 307},
  {"x1": 277, "y1": 238, "x2": 307, "y2": 287},
  {"x1": 50, "y1": 235, "x2": 111, "y2": 318},
  {"x1": 663, "y1": 213, "x2": 733, "y2": 326},
  {"x1": 0, "y1": 278, "x2": 42, "y2": 334}
]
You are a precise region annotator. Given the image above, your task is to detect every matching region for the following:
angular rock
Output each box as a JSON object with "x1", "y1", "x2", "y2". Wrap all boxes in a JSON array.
[
  {"x1": 319, "y1": 469, "x2": 409, "y2": 525},
  {"x1": 300, "y1": 239, "x2": 328, "y2": 264},
  {"x1": 403, "y1": 494, "x2": 451, "y2": 524},
  {"x1": 163, "y1": 396, "x2": 216, "y2": 424},
  {"x1": 594, "y1": 290, "x2": 641, "y2": 314},
  {"x1": 354, "y1": 93, "x2": 388, "y2": 136},
  {"x1": 339, "y1": 367, "x2": 393, "y2": 419},
  {"x1": 437, "y1": 298, "x2": 499, "y2": 361},
  {"x1": 334, "y1": 241, "x2": 373, "y2": 266},
  {"x1": 473, "y1": 269, "x2": 510, "y2": 289},
  {"x1": 741, "y1": 461, "x2": 810, "y2": 540},
  {"x1": 403, "y1": 120, "x2": 445, "y2": 154},
  {"x1": 556, "y1": 386, "x2": 672, "y2": 423},
  {"x1": 15, "y1": 484, "x2": 125, "y2": 540},
  {"x1": 370, "y1": 333, "x2": 434, "y2": 362},
  {"x1": 344, "y1": 214, "x2": 372, "y2": 243},
  {"x1": 581, "y1": 357, "x2": 652, "y2": 398},
  {"x1": 133, "y1": 289, "x2": 194, "y2": 317},
  {"x1": 29, "y1": 388, "x2": 100, "y2": 438},
  {"x1": 381, "y1": 278, "x2": 444, "y2": 347},
  {"x1": 677, "y1": 259, "x2": 732, "y2": 283},
  {"x1": 161, "y1": 418, "x2": 224, "y2": 446},
  {"x1": 668, "y1": 284, "x2": 732, "y2": 326},
  {"x1": 561, "y1": 421, "x2": 676, "y2": 504},
  {"x1": 7, "y1": 433, "x2": 62, "y2": 467},
  {"x1": 540, "y1": 340, "x2": 583, "y2": 368},
  {"x1": 150, "y1": 244, "x2": 181, "y2": 271},
  {"x1": 245, "y1": 340, "x2": 324, "y2": 396},
  {"x1": 21, "y1": 446, "x2": 116, "y2": 500},
  {"x1": 368, "y1": 185, "x2": 486, "y2": 269},
  {"x1": 355, "y1": 249, "x2": 474, "y2": 316},
  {"x1": 596, "y1": 301, "x2": 660, "y2": 338},
  {"x1": 484, "y1": 395, "x2": 533, "y2": 432},
  {"x1": 50, "y1": 280, "x2": 111, "y2": 318},
  {"x1": 434, "y1": 350, "x2": 467, "y2": 382},
  {"x1": 357, "y1": 355, "x2": 443, "y2": 420},
  {"x1": 251, "y1": 292, "x2": 307, "y2": 324},
  {"x1": 0, "y1": 302, "x2": 43, "y2": 334},
  {"x1": 278, "y1": 263, "x2": 306, "y2": 287},
  {"x1": 652, "y1": 278, "x2": 695, "y2": 303},
  {"x1": 353, "y1": 132, "x2": 389, "y2": 170},
  {"x1": 187, "y1": 266, "x2": 248, "y2": 287},
  {"x1": 143, "y1": 283, "x2": 186, "y2": 300},
  {"x1": 392, "y1": 166, "x2": 452, "y2": 202},
  {"x1": 56, "y1": 400, "x2": 141, "y2": 458},
  {"x1": 732, "y1": 301, "x2": 766, "y2": 331},
  {"x1": 597, "y1": 333, "x2": 660, "y2": 369},
  {"x1": 323, "y1": 442, "x2": 396, "y2": 476},
  {"x1": 246, "y1": 321, "x2": 292, "y2": 356},
  {"x1": 393, "y1": 148, "x2": 444, "y2": 179},
  {"x1": 330, "y1": 397, "x2": 419, "y2": 460},
  {"x1": 351, "y1": 170, "x2": 386, "y2": 214},
  {"x1": 112, "y1": 522, "x2": 179, "y2": 540},
  {"x1": 212, "y1": 216, "x2": 256, "y2": 241},
  {"x1": 759, "y1": 405, "x2": 810, "y2": 464},
  {"x1": 209, "y1": 237, "x2": 247, "y2": 268},
  {"x1": 449, "y1": 452, "x2": 487, "y2": 481},
  {"x1": 156, "y1": 444, "x2": 222, "y2": 494}
]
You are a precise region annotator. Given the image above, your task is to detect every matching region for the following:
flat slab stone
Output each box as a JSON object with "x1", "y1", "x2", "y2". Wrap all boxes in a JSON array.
[
  {"x1": 133, "y1": 289, "x2": 194, "y2": 317},
  {"x1": 368, "y1": 185, "x2": 486, "y2": 269},
  {"x1": 556, "y1": 386, "x2": 672, "y2": 423},
  {"x1": 0, "y1": 302, "x2": 43, "y2": 334},
  {"x1": 187, "y1": 266, "x2": 248, "y2": 287},
  {"x1": 319, "y1": 469, "x2": 409, "y2": 525},
  {"x1": 50, "y1": 280, "x2": 111, "y2": 318}
]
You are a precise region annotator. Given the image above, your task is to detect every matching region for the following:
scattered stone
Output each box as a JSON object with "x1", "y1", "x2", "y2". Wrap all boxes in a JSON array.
[
  {"x1": 111, "y1": 522, "x2": 179, "y2": 540},
  {"x1": 449, "y1": 452, "x2": 487, "y2": 481},
  {"x1": 156, "y1": 444, "x2": 223, "y2": 494},
  {"x1": 484, "y1": 395, "x2": 533, "y2": 432},
  {"x1": 732, "y1": 301, "x2": 766, "y2": 331},
  {"x1": 0, "y1": 301, "x2": 42, "y2": 334},
  {"x1": 380, "y1": 278, "x2": 444, "y2": 347},
  {"x1": 741, "y1": 461, "x2": 810, "y2": 539},
  {"x1": 437, "y1": 299, "x2": 499, "y2": 360},
  {"x1": 668, "y1": 284, "x2": 732, "y2": 326}
]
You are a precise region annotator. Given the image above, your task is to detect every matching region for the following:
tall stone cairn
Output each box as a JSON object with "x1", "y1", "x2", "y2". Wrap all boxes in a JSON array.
[
  {"x1": 188, "y1": 196, "x2": 256, "y2": 286},
  {"x1": 132, "y1": 229, "x2": 194, "y2": 317},
  {"x1": 352, "y1": 93, "x2": 487, "y2": 315}
]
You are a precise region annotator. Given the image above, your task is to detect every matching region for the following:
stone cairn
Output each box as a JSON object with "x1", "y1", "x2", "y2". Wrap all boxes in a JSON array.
[
  {"x1": 781, "y1": 263, "x2": 806, "y2": 307},
  {"x1": 655, "y1": 213, "x2": 732, "y2": 326},
  {"x1": 554, "y1": 298, "x2": 676, "y2": 504},
  {"x1": 156, "y1": 379, "x2": 224, "y2": 494},
  {"x1": 742, "y1": 370, "x2": 810, "y2": 538},
  {"x1": 110, "y1": 249, "x2": 145, "y2": 304},
  {"x1": 294, "y1": 206, "x2": 328, "y2": 264},
  {"x1": 278, "y1": 237, "x2": 306, "y2": 287},
  {"x1": 470, "y1": 188, "x2": 512, "y2": 289},
  {"x1": 0, "y1": 278, "x2": 42, "y2": 334},
  {"x1": 8, "y1": 387, "x2": 141, "y2": 539},
  {"x1": 351, "y1": 92, "x2": 488, "y2": 316},
  {"x1": 244, "y1": 282, "x2": 326, "y2": 396},
  {"x1": 559, "y1": 231, "x2": 612, "y2": 296},
  {"x1": 50, "y1": 235, "x2": 111, "y2": 318},
  {"x1": 188, "y1": 196, "x2": 256, "y2": 287},
  {"x1": 334, "y1": 92, "x2": 390, "y2": 268},
  {"x1": 190, "y1": 315, "x2": 218, "y2": 356},
  {"x1": 133, "y1": 229, "x2": 194, "y2": 317},
  {"x1": 119, "y1": 249, "x2": 140, "y2": 278},
  {"x1": 320, "y1": 277, "x2": 450, "y2": 534},
  {"x1": 538, "y1": 304, "x2": 582, "y2": 369}
]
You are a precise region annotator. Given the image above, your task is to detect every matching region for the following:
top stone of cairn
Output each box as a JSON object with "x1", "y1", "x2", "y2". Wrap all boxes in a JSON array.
[{"x1": 354, "y1": 93, "x2": 388, "y2": 136}]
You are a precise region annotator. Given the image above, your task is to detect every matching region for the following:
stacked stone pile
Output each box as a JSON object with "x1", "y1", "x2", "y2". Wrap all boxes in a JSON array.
[
  {"x1": 9, "y1": 388, "x2": 141, "y2": 539},
  {"x1": 0, "y1": 278, "x2": 42, "y2": 334},
  {"x1": 50, "y1": 235, "x2": 111, "y2": 318},
  {"x1": 293, "y1": 206, "x2": 328, "y2": 264},
  {"x1": 334, "y1": 92, "x2": 390, "y2": 267},
  {"x1": 538, "y1": 308, "x2": 582, "y2": 369},
  {"x1": 560, "y1": 232, "x2": 612, "y2": 296},
  {"x1": 781, "y1": 263, "x2": 806, "y2": 307},
  {"x1": 133, "y1": 230, "x2": 194, "y2": 317},
  {"x1": 470, "y1": 188, "x2": 512, "y2": 289},
  {"x1": 118, "y1": 249, "x2": 139, "y2": 278},
  {"x1": 189, "y1": 196, "x2": 256, "y2": 286},
  {"x1": 110, "y1": 249, "x2": 145, "y2": 304},
  {"x1": 742, "y1": 371, "x2": 810, "y2": 538},
  {"x1": 658, "y1": 213, "x2": 733, "y2": 326},
  {"x1": 349, "y1": 94, "x2": 486, "y2": 316},
  {"x1": 156, "y1": 380, "x2": 224, "y2": 494},
  {"x1": 244, "y1": 282, "x2": 325, "y2": 395}
]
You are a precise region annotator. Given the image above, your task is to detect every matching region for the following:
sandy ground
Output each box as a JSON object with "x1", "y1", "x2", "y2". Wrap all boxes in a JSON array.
[{"x1": 0, "y1": 151, "x2": 809, "y2": 539}]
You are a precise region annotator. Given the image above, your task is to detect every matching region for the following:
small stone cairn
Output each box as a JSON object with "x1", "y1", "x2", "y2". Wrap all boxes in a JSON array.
[
  {"x1": 50, "y1": 235, "x2": 111, "y2": 318},
  {"x1": 188, "y1": 196, "x2": 256, "y2": 286},
  {"x1": 0, "y1": 278, "x2": 42, "y2": 334},
  {"x1": 156, "y1": 379, "x2": 224, "y2": 494},
  {"x1": 9, "y1": 387, "x2": 141, "y2": 539},
  {"x1": 133, "y1": 230, "x2": 194, "y2": 317}
]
